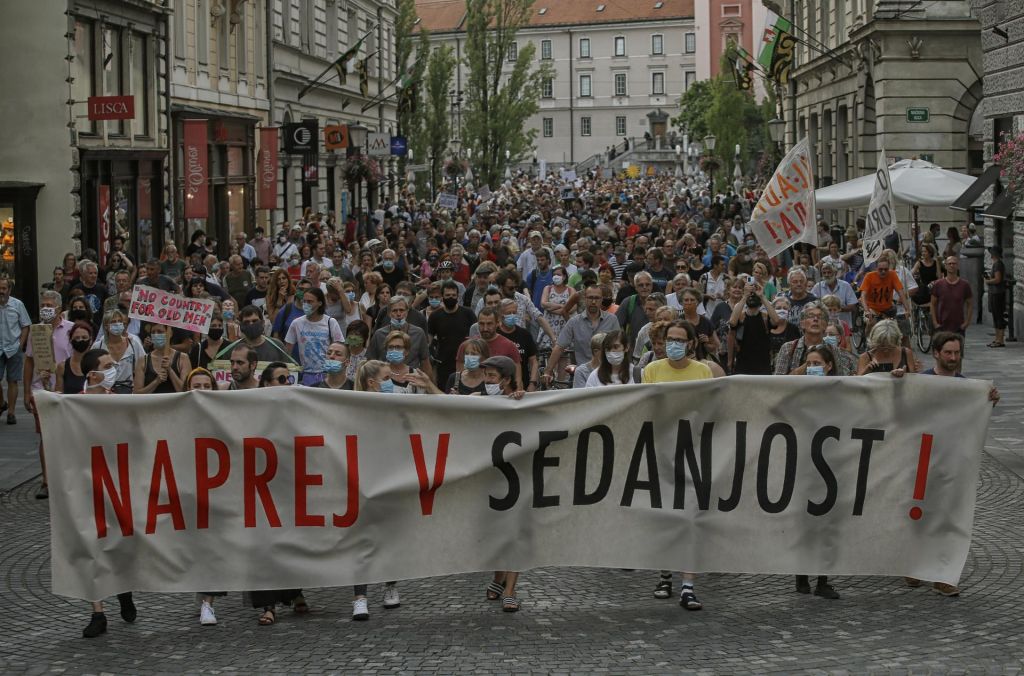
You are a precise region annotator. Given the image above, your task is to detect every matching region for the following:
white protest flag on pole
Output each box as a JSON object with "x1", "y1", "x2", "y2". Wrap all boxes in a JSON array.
[
  {"x1": 748, "y1": 137, "x2": 818, "y2": 257},
  {"x1": 862, "y1": 150, "x2": 897, "y2": 266}
]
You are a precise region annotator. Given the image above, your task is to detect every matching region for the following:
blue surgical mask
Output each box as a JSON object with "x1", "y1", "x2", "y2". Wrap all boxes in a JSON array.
[
  {"x1": 429, "y1": 297, "x2": 441, "y2": 307},
  {"x1": 823, "y1": 335, "x2": 839, "y2": 348},
  {"x1": 665, "y1": 340, "x2": 688, "y2": 360},
  {"x1": 382, "y1": 260, "x2": 395, "y2": 270},
  {"x1": 378, "y1": 378, "x2": 395, "y2": 393},
  {"x1": 151, "y1": 333, "x2": 167, "y2": 348},
  {"x1": 386, "y1": 349, "x2": 405, "y2": 363},
  {"x1": 108, "y1": 322, "x2": 125, "y2": 336},
  {"x1": 302, "y1": 303, "x2": 315, "y2": 317},
  {"x1": 346, "y1": 291, "x2": 356, "y2": 301},
  {"x1": 390, "y1": 317, "x2": 405, "y2": 327},
  {"x1": 503, "y1": 314, "x2": 518, "y2": 327},
  {"x1": 464, "y1": 354, "x2": 480, "y2": 370},
  {"x1": 323, "y1": 359, "x2": 343, "y2": 374},
  {"x1": 485, "y1": 383, "x2": 503, "y2": 396},
  {"x1": 806, "y1": 365, "x2": 826, "y2": 376},
  {"x1": 223, "y1": 310, "x2": 235, "y2": 320}
]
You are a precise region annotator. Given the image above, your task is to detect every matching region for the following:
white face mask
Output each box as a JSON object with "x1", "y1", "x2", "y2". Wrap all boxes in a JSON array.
[
  {"x1": 552, "y1": 275, "x2": 564, "y2": 285},
  {"x1": 606, "y1": 350, "x2": 625, "y2": 365},
  {"x1": 39, "y1": 307, "x2": 57, "y2": 322},
  {"x1": 485, "y1": 383, "x2": 503, "y2": 396},
  {"x1": 99, "y1": 367, "x2": 117, "y2": 390}
]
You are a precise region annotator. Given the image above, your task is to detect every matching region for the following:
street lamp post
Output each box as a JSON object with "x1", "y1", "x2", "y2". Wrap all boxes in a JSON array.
[
  {"x1": 504, "y1": 149, "x2": 512, "y2": 180},
  {"x1": 767, "y1": 117, "x2": 786, "y2": 155},
  {"x1": 348, "y1": 122, "x2": 368, "y2": 236},
  {"x1": 703, "y1": 133, "x2": 717, "y2": 194}
]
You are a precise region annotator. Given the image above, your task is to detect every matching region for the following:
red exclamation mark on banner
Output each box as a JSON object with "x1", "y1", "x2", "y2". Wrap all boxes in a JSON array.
[{"x1": 909, "y1": 433, "x2": 933, "y2": 521}]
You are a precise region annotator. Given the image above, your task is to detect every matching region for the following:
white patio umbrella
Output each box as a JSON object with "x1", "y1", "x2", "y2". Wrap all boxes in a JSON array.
[{"x1": 815, "y1": 159, "x2": 976, "y2": 209}]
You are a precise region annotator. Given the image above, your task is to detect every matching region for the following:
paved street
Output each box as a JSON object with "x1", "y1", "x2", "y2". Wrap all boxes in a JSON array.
[{"x1": 1, "y1": 325, "x2": 1023, "y2": 674}]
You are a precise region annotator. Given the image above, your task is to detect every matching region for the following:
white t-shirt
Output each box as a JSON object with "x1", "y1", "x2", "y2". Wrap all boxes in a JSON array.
[
  {"x1": 585, "y1": 367, "x2": 635, "y2": 387},
  {"x1": 285, "y1": 315, "x2": 344, "y2": 373}
]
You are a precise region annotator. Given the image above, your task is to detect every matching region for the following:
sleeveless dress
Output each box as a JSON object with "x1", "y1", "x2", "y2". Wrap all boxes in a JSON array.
[{"x1": 543, "y1": 286, "x2": 572, "y2": 347}]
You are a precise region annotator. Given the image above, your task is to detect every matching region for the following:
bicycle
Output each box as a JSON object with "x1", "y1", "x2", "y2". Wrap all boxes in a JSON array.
[
  {"x1": 912, "y1": 302, "x2": 932, "y2": 353},
  {"x1": 537, "y1": 347, "x2": 574, "y2": 390}
]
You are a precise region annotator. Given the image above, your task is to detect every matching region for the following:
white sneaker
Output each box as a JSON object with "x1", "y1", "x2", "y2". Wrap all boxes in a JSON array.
[
  {"x1": 199, "y1": 601, "x2": 217, "y2": 626},
  {"x1": 383, "y1": 583, "x2": 400, "y2": 609},
  {"x1": 352, "y1": 597, "x2": 369, "y2": 621}
]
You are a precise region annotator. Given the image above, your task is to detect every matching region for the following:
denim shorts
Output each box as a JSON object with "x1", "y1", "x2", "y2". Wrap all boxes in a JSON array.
[{"x1": 0, "y1": 350, "x2": 25, "y2": 382}]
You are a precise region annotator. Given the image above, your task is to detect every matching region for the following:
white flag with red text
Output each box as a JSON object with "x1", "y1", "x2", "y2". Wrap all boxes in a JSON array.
[{"x1": 749, "y1": 137, "x2": 817, "y2": 257}]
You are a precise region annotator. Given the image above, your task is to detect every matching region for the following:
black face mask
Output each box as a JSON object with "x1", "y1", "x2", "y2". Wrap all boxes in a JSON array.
[
  {"x1": 442, "y1": 297, "x2": 458, "y2": 310},
  {"x1": 69, "y1": 309, "x2": 91, "y2": 322},
  {"x1": 241, "y1": 323, "x2": 263, "y2": 339},
  {"x1": 207, "y1": 328, "x2": 224, "y2": 341},
  {"x1": 71, "y1": 338, "x2": 91, "y2": 353}
]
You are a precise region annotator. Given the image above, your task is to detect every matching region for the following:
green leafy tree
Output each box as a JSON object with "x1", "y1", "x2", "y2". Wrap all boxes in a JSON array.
[
  {"x1": 672, "y1": 79, "x2": 714, "y2": 141},
  {"x1": 422, "y1": 44, "x2": 456, "y2": 198},
  {"x1": 462, "y1": 0, "x2": 551, "y2": 187},
  {"x1": 395, "y1": 0, "x2": 428, "y2": 178}
]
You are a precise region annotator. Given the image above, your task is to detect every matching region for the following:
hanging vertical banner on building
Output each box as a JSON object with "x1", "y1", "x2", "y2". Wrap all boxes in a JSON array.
[
  {"x1": 183, "y1": 119, "x2": 209, "y2": 219},
  {"x1": 258, "y1": 127, "x2": 279, "y2": 210},
  {"x1": 748, "y1": 137, "x2": 817, "y2": 258},
  {"x1": 862, "y1": 150, "x2": 897, "y2": 266},
  {"x1": 98, "y1": 184, "x2": 111, "y2": 267}
]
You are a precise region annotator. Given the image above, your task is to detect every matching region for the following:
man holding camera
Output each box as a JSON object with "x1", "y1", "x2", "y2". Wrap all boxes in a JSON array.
[{"x1": 727, "y1": 278, "x2": 783, "y2": 375}]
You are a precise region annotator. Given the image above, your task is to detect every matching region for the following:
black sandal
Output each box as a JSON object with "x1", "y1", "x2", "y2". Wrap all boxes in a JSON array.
[
  {"x1": 679, "y1": 589, "x2": 703, "y2": 611},
  {"x1": 653, "y1": 579, "x2": 672, "y2": 599},
  {"x1": 486, "y1": 581, "x2": 505, "y2": 601},
  {"x1": 502, "y1": 596, "x2": 520, "y2": 612}
]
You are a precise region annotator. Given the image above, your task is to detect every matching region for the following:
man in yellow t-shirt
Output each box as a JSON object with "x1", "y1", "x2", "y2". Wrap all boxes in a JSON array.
[{"x1": 639, "y1": 319, "x2": 712, "y2": 611}]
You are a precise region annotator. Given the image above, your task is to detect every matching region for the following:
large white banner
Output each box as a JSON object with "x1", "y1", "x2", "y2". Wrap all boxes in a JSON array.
[
  {"x1": 37, "y1": 376, "x2": 992, "y2": 601},
  {"x1": 863, "y1": 151, "x2": 898, "y2": 266},
  {"x1": 749, "y1": 137, "x2": 818, "y2": 257}
]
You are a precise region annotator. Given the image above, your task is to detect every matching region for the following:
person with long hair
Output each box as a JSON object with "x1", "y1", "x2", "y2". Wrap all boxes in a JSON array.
[
  {"x1": 265, "y1": 268, "x2": 293, "y2": 327},
  {"x1": 586, "y1": 330, "x2": 634, "y2": 386}
]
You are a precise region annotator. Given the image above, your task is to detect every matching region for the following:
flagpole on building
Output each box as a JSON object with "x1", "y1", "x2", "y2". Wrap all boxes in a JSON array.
[{"x1": 297, "y1": 24, "x2": 378, "y2": 100}]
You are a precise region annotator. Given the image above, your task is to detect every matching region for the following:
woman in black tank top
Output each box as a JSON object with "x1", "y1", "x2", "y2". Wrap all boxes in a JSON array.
[
  {"x1": 56, "y1": 322, "x2": 95, "y2": 394},
  {"x1": 857, "y1": 319, "x2": 918, "y2": 375},
  {"x1": 135, "y1": 323, "x2": 192, "y2": 394}
]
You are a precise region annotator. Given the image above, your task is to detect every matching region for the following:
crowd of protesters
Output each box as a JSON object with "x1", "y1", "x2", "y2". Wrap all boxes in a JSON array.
[{"x1": 0, "y1": 169, "x2": 1000, "y2": 638}]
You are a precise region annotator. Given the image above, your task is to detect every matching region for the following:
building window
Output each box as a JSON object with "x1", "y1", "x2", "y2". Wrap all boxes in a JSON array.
[
  {"x1": 198, "y1": 0, "x2": 209, "y2": 64},
  {"x1": 615, "y1": 116, "x2": 627, "y2": 136},
  {"x1": 614, "y1": 36, "x2": 626, "y2": 56},
  {"x1": 579, "y1": 37, "x2": 590, "y2": 58},
  {"x1": 507, "y1": 42, "x2": 518, "y2": 62},
  {"x1": 724, "y1": 33, "x2": 739, "y2": 53},
  {"x1": 543, "y1": 118, "x2": 553, "y2": 137},
  {"x1": 542, "y1": 77, "x2": 553, "y2": 98},
  {"x1": 235, "y1": 6, "x2": 247, "y2": 74},
  {"x1": 541, "y1": 39, "x2": 552, "y2": 60},
  {"x1": 581, "y1": 117, "x2": 592, "y2": 136},
  {"x1": 579, "y1": 73, "x2": 592, "y2": 97},
  {"x1": 651, "y1": 34, "x2": 664, "y2": 55},
  {"x1": 722, "y1": 4, "x2": 741, "y2": 15},
  {"x1": 72, "y1": 19, "x2": 95, "y2": 134},
  {"x1": 652, "y1": 72, "x2": 665, "y2": 95},
  {"x1": 685, "y1": 71, "x2": 697, "y2": 91},
  {"x1": 130, "y1": 32, "x2": 150, "y2": 136},
  {"x1": 684, "y1": 32, "x2": 696, "y2": 53},
  {"x1": 614, "y1": 72, "x2": 627, "y2": 96}
]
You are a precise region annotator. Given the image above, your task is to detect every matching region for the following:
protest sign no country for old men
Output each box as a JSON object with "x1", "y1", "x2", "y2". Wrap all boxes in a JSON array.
[{"x1": 128, "y1": 285, "x2": 215, "y2": 335}]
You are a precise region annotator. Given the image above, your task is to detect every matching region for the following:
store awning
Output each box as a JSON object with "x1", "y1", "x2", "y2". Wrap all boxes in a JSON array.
[
  {"x1": 981, "y1": 190, "x2": 1017, "y2": 220},
  {"x1": 170, "y1": 104, "x2": 262, "y2": 121},
  {"x1": 949, "y1": 164, "x2": 1001, "y2": 211}
]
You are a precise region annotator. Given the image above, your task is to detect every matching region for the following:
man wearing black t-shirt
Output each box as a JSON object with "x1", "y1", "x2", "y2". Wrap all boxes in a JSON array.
[
  {"x1": 497, "y1": 298, "x2": 539, "y2": 391},
  {"x1": 426, "y1": 281, "x2": 476, "y2": 389},
  {"x1": 70, "y1": 261, "x2": 109, "y2": 326}
]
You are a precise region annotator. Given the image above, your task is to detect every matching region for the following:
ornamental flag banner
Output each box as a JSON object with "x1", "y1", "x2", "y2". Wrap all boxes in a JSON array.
[
  {"x1": 183, "y1": 119, "x2": 209, "y2": 219},
  {"x1": 257, "y1": 127, "x2": 279, "y2": 210},
  {"x1": 37, "y1": 376, "x2": 992, "y2": 601},
  {"x1": 748, "y1": 137, "x2": 818, "y2": 257},
  {"x1": 863, "y1": 150, "x2": 898, "y2": 266}
]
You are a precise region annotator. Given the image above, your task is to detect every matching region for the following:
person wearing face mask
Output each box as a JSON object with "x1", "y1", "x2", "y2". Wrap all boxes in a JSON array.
[
  {"x1": 23, "y1": 290, "x2": 75, "y2": 498},
  {"x1": 313, "y1": 341, "x2": 354, "y2": 390},
  {"x1": 79, "y1": 348, "x2": 139, "y2": 638},
  {"x1": 822, "y1": 319, "x2": 855, "y2": 363},
  {"x1": 811, "y1": 262, "x2": 858, "y2": 329},
  {"x1": 727, "y1": 280, "x2": 782, "y2": 375},
  {"x1": 135, "y1": 322, "x2": 191, "y2": 393},
  {"x1": 767, "y1": 296, "x2": 800, "y2": 365},
  {"x1": 366, "y1": 296, "x2": 433, "y2": 381},
  {"x1": 374, "y1": 248, "x2": 406, "y2": 290},
  {"x1": 585, "y1": 330, "x2": 634, "y2": 387},
  {"x1": 92, "y1": 309, "x2": 146, "y2": 393},
  {"x1": 641, "y1": 319, "x2": 712, "y2": 611},
  {"x1": 427, "y1": 280, "x2": 477, "y2": 389},
  {"x1": 285, "y1": 287, "x2": 344, "y2": 386},
  {"x1": 540, "y1": 265, "x2": 577, "y2": 347},
  {"x1": 189, "y1": 312, "x2": 227, "y2": 370},
  {"x1": 573, "y1": 332, "x2": 607, "y2": 389},
  {"x1": 446, "y1": 337, "x2": 489, "y2": 394},
  {"x1": 343, "y1": 320, "x2": 370, "y2": 383},
  {"x1": 274, "y1": 228, "x2": 299, "y2": 261},
  {"x1": 774, "y1": 302, "x2": 857, "y2": 376},
  {"x1": 478, "y1": 355, "x2": 526, "y2": 613}
]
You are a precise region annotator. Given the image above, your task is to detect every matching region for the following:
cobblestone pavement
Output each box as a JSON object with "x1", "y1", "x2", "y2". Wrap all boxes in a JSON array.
[{"x1": 1, "y1": 326, "x2": 1023, "y2": 675}]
